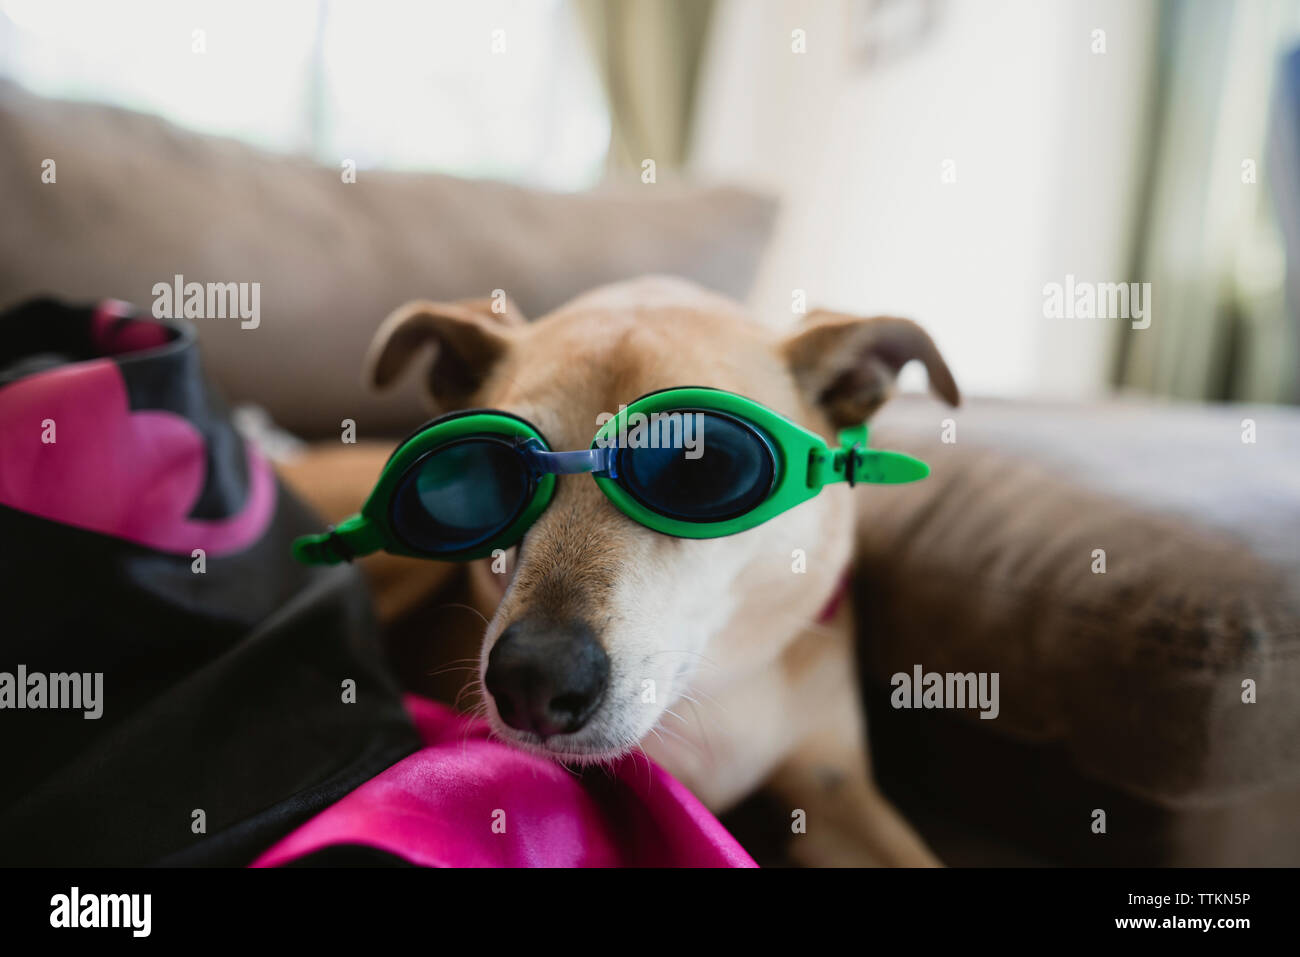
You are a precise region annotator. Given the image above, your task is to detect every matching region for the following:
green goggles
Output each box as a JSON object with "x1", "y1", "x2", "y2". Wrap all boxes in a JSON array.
[{"x1": 293, "y1": 387, "x2": 931, "y2": 565}]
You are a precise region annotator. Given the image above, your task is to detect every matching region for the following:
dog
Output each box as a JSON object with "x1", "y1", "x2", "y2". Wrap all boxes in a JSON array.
[{"x1": 360, "y1": 276, "x2": 959, "y2": 866}]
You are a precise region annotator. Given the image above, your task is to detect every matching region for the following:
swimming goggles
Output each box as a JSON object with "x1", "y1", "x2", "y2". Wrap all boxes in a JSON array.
[{"x1": 293, "y1": 386, "x2": 930, "y2": 564}]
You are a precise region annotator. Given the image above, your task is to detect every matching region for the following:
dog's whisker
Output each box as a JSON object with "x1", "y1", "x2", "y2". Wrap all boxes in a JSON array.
[
  {"x1": 679, "y1": 685, "x2": 727, "y2": 713},
  {"x1": 682, "y1": 696, "x2": 716, "y2": 764},
  {"x1": 631, "y1": 742, "x2": 654, "y2": 792},
  {"x1": 433, "y1": 602, "x2": 493, "y2": 630},
  {"x1": 662, "y1": 707, "x2": 689, "y2": 726},
  {"x1": 677, "y1": 689, "x2": 729, "y2": 721},
  {"x1": 425, "y1": 662, "x2": 481, "y2": 679},
  {"x1": 644, "y1": 648, "x2": 721, "y2": 669},
  {"x1": 453, "y1": 675, "x2": 487, "y2": 714},
  {"x1": 454, "y1": 685, "x2": 484, "y2": 711},
  {"x1": 650, "y1": 725, "x2": 700, "y2": 758},
  {"x1": 456, "y1": 687, "x2": 491, "y2": 756},
  {"x1": 649, "y1": 722, "x2": 708, "y2": 764}
]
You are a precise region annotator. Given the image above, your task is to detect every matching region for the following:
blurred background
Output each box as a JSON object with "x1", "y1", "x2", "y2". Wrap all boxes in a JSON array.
[
  {"x1": 2, "y1": 0, "x2": 1296, "y2": 409},
  {"x1": 3, "y1": 0, "x2": 1300, "y2": 868}
]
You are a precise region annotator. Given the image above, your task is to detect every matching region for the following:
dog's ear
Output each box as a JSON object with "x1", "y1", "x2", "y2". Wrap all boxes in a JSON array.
[
  {"x1": 365, "y1": 297, "x2": 525, "y2": 406},
  {"x1": 780, "y1": 309, "x2": 960, "y2": 428}
]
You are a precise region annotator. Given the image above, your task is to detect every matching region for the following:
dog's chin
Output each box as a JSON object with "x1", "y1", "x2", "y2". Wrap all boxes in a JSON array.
[{"x1": 487, "y1": 722, "x2": 637, "y2": 766}]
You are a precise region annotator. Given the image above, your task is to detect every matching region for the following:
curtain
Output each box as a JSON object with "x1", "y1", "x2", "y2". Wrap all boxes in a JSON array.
[
  {"x1": 1116, "y1": 0, "x2": 1300, "y2": 403},
  {"x1": 575, "y1": 0, "x2": 716, "y2": 171}
]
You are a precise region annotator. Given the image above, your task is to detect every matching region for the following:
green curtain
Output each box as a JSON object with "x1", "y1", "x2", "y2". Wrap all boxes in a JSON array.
[
  {"x1": 574, "y1": 0, "x2": 716, "y2": 171},
  {"x1": 1117, "y1": 0, "x2": 1300, "y2": 403}
]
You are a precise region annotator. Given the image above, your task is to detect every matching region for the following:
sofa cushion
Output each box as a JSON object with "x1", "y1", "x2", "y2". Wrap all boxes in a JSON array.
[
  {"x1": 856, "y1": 396, "x2": 1300, "y2": 864},
  {"x1": 0, "y1": 79, "x2": 776, "y2": 437}
]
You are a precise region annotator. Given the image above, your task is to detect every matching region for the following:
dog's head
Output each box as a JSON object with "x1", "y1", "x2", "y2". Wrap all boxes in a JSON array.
[{"x1": 366, "y1": 277, "x2": 957, "y2": 761}]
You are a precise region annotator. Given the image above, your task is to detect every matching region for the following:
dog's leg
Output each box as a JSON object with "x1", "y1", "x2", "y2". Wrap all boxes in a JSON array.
[
  {"x1": 768, "y1": 725, "x2": 940, "y2": 867},
  {"x1": 277, "y1": 442, "x2": 459, "y2": 624},
  {"x1": 765, "y1": 619, "x2": 941, "y2": 868}
]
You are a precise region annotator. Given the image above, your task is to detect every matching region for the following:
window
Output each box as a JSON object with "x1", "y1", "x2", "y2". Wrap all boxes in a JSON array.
[{"x1": 0, "y1": 0, "x2": 610, "y2": 190}]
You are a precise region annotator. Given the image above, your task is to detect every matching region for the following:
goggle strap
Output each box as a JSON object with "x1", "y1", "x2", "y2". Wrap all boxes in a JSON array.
[
  {"x1": 844, "y1": 448, "x2": 930, "y2": 484},
  {"x1": 291, "y1": 514, "x2": 382, "y2": 565},
  {"x1": 810, "y1": 423, "x2": 931, "y2": 488}
]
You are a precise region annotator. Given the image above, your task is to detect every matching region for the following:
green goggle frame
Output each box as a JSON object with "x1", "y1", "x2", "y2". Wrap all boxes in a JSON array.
[{"x1": 293, "y1": 387, "x2": 931, "y2": 565}]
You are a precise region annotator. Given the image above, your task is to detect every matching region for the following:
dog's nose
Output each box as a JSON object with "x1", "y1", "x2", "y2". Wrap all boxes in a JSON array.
[{"x1": 485, "y1": 619, "x2": 610, "y2": 738}]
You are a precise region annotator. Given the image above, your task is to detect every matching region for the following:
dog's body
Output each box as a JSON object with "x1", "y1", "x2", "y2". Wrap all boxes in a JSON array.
[{"x1": 325, "y1": 276, "x2": 958, "y2": 866}]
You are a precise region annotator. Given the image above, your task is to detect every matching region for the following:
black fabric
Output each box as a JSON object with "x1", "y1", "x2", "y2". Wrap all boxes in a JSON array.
[
  {"x1": 0, "y1": 298, "x2": 421, "y2": 866},
  {"x1": 280, "y1": 843, "x2": 418, "y2": 867},
  {"x1": 0, "y1": 297, "x2": 110, "y2": 374}
]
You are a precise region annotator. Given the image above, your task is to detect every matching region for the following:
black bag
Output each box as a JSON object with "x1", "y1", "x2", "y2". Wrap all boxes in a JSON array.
[{"x1": 0, "y1": 298, "x2": 419, "y2": 865}]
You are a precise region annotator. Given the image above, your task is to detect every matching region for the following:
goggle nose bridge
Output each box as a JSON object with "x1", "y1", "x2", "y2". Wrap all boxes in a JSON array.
[{"x1": 517, "y1": 439, "x2": 619, "y2": 480}]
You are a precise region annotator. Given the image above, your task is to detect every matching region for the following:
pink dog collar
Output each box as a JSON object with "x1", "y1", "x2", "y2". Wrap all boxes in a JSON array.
[{"x1": 816, "y1": 570, "x2": 853, "y2": 624}]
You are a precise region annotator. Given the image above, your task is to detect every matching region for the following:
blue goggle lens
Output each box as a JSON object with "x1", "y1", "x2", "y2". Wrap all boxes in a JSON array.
[
  {"x1": 391, "y1": 436, "x2": 531, "y2": 554},
  {"x1": 616, "y1": 412, "x2": 776, "y2": 522}
]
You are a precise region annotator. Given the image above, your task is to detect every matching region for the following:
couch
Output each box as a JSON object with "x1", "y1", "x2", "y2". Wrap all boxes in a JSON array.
[{"x1": 4, "y1": 80, "x2": 1297, "y2": 867}]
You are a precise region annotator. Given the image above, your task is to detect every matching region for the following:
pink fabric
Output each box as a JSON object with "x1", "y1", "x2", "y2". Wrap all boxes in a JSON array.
[
  {"x1": 89, "y1": 299, "x2": 171, "y2": 355},
  {"x1": 0, "y1": 358, "x2": 275, "y2": 557},
  {"x1": 252, "y1": 695, "x2": 756, "y2": 868}
]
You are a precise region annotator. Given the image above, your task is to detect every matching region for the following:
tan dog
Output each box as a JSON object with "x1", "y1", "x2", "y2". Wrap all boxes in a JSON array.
[{"x1": 361, "y1": 276, "x2": 958, "y2": 867}]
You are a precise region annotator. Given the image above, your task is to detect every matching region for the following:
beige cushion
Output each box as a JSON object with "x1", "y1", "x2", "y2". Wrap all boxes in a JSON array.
[
  {"x1": 857, "y1": 396, "x2": 1300, "y2": 863},
  {"x1": 0, "y1": 79, "x2": 775, "y2": 437}
]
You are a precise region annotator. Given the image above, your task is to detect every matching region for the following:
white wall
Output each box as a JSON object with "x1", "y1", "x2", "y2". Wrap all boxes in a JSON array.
[{"x1": 691, "y1": 0, "x2": 1158, "y2": 399}]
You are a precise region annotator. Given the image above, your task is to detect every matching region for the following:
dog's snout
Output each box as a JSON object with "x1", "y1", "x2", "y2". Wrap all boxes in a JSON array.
[{"x1": 485, "y1": 619, "x2": 609, "y2": 738}]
